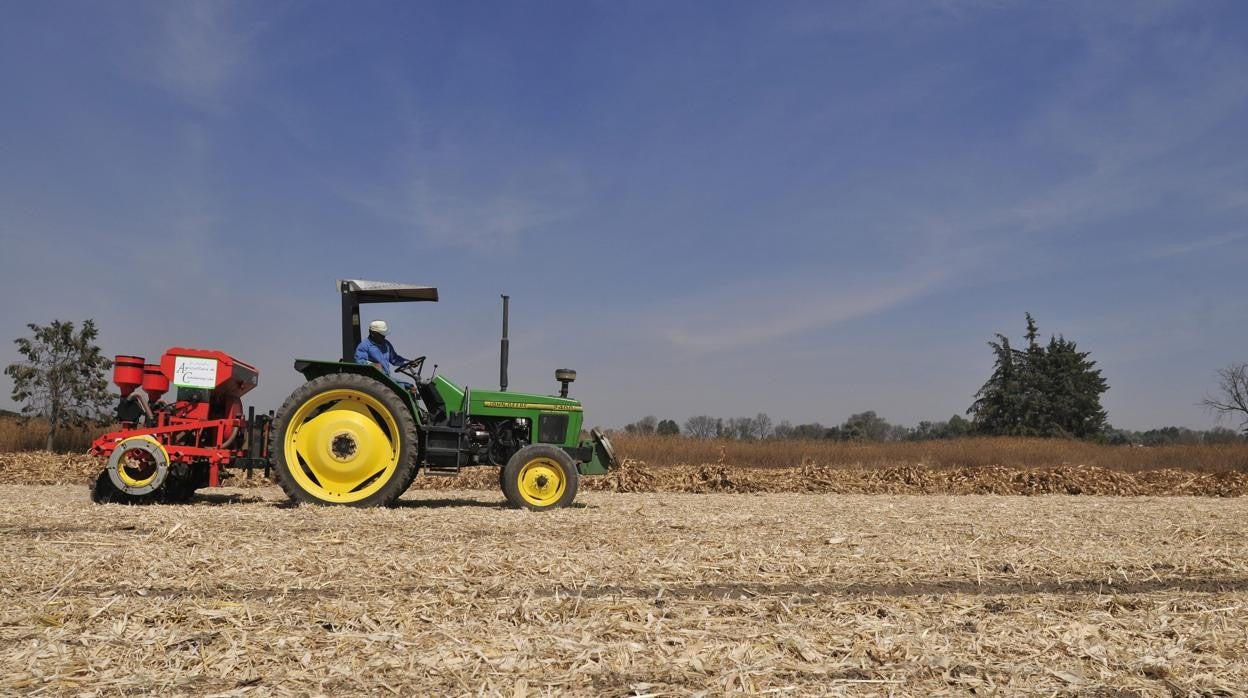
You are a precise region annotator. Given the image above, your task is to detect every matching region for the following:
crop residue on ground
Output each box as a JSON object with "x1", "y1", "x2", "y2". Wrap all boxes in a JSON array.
[
  {"x1": 5, "y1": 450, "x2": 1248, "y2": 497},
  {"x1": 2, "y1": 484, "x2": 1247, "y2": 695}
]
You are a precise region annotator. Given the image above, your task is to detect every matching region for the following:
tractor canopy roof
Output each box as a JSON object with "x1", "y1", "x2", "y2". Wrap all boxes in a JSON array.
[{"x1": 338, "y1": 279, "x2": 439, "y2": 303}]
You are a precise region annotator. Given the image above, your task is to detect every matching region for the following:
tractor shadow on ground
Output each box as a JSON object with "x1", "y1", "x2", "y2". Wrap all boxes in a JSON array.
[
  {"x1": 394, "y1": 497, "x2": 595, "y2": 510},
  {"x1": 395, "y1": 497, "x2": 509, "y2": 510},
  {"x1": 190, "y1": 492, "x2": 279, "y2": 507},
  {"x1": 182, "y1": 493, "x2": 596, "y2": 510}
]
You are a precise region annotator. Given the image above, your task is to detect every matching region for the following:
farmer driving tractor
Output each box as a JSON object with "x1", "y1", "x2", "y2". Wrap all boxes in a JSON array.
[{"x1": 354, "y1": 320, "x2": 410, "y2": 376}]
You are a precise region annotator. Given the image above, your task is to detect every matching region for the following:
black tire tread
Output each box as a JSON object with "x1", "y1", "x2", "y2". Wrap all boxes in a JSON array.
[
  {"x1": 89, "y1": 468, "x2": 197, "y2": 505},
  {"x1": 501, "y1": 444, "x2": 579, "y2": 511}
]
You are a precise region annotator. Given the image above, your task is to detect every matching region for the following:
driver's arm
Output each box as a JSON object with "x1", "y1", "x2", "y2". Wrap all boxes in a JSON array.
[{"x1": 387, "y1": 341, "x2": 408, "y2": 367}]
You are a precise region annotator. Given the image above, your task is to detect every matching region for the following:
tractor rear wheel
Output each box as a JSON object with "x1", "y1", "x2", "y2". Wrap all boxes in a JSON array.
[
  {"x1": 269, "y1": 373, "x2": 418, "y2": 507},
  {"x1": 501, "y1": 444, "x2": 579, "y2": 511}
]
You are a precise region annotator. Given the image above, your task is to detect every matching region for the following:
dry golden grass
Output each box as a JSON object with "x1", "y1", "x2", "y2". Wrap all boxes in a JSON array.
[
  {"x1": 0, "y1": 417, "x2": 105, "y2": 453},
  {"x1": 2, "y1": 484, "x2": 1246, "y2": 695},
  {"x1": 613, "y1": 434, "x2": 1248, "y2": 473}
]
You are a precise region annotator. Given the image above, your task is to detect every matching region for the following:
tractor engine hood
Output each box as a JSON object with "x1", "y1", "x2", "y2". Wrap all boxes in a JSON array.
[{"x1": 430, "y1": 375, "x2": 582, "y2": 415}]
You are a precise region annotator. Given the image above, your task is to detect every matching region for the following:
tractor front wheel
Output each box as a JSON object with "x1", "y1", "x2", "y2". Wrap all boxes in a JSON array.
[
  {"x1": 269, "y1": 373, "x2": 418, "y2": 507},
  {"x1": 501, "y1": 444, "x2": 579, "y2": 511}
]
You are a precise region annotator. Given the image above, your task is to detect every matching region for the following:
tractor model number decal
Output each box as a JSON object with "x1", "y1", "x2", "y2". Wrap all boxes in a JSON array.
[
  {"x1": 173, "y1": 356, "x2": 218, "y2": 388},
  {"x1": 482, "y1": 401, "x2": 583, "y2": 412}
]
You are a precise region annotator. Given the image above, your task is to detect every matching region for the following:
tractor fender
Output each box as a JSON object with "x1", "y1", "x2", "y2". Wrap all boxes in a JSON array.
[{"x1": 291, "y1": 359, "x2": 422, "y2": 428}]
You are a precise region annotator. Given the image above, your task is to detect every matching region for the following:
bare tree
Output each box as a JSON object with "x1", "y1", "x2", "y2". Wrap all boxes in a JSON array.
[
  {"x1": 624, "y1": 415, "x2": 659, "y2": 435},
  {"x1": 683, "y1": 415, "x2": 718, "y2": 439},
  {"x1": 726, "y1": 416, "x2": 754, "y2": 440},
  {"x1": 753, "y1": 412, "x2": 773, "y2": 439},
  {"x1": 772, "y1": 420, "x2": 794, "y2": 440},
  {"x1": 1204, "y1": 363, "x2": 1248, "y2": 433}
]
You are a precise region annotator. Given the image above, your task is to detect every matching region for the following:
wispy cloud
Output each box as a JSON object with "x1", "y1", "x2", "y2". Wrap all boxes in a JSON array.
[
  {"x1": 149, "y1": 2, "x2": 260, "y2": 110},
  {"x1": 346, "y1": 178, "x2": 577, "y2": 250},
  {"x1": 656, "y1": 261, "x2": 962, "y2": 353},
  {"x1": 903, "y1": 14, "x2": 1248, "y2": 255},
  {"x1": 646, "y1": 7, "x2": 1247, "y2": 356},
  {"x1": 776, "y1": 0, "x2": 1020, "y2": 36},
  {"x1": 1146, "y1": 232, "x2": 1248, "y2": 259},
  {"x1": 337, "y1": 100, "x2": 585, "y2": 249}
]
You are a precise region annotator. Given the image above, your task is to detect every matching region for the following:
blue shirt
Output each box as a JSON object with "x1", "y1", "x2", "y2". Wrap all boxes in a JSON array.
[{"x1": 354, "y1": 336, "x2": 408, "y2": 375}]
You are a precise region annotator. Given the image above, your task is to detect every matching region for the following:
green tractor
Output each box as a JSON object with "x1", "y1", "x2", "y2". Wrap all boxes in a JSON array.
[{"x1": 268, "y1": 280, "x2": 616, "y2": 509}]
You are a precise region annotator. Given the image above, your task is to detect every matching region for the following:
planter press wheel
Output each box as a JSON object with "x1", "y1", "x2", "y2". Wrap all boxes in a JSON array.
[{"x1": 90, "y1": 435, "x2": 192, "y2": 505}]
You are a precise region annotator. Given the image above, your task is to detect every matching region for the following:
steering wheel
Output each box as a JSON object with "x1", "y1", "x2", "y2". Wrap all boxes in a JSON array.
[{"x1": 397, "y1": 356, "x2": 426, "y2": 381}]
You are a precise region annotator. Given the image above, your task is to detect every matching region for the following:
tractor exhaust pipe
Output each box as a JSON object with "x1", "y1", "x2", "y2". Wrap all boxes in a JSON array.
[{"x1": 499, "y1": 294, "x2": 510, "y2": 392}]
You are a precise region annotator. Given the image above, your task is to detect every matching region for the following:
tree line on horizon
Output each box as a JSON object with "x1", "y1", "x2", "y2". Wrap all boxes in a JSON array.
[
  {"x1": 621, "y1": 411, "x2": 1245, "y2": 446},
  {"x1": 3, "y1": 315, "x2": 1248, "y2": 451},
  {"x1": 621, "y1": 314, "x2": 1248, "y2": 445}
]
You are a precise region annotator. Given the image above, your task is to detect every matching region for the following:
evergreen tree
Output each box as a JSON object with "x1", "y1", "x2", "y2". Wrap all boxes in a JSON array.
[
  {"x1": 790, "y1": 423, "x2": 825, "y2": 440},
  {"x1": 968, "y1": 334, "x2": 1024, "y2": 434},
  {"x1": 656, "y1": 419, "x2": 680, "y2": 436},
  {"x1": 841, "y1": 410, "x2": 892, "y2": 441},
  {"x1": 945, "y1": 414, "x2": 971, "y2": 438},
  {"x1": 1018, "y1": 313, "x2": 1049, "y2": 435},
  {"x1": 968, "y1": 315, "x2": 1108, "y2": 439},
  {"x1": 1034, "y1": 335, "x2": 1108, "y2": 438}
]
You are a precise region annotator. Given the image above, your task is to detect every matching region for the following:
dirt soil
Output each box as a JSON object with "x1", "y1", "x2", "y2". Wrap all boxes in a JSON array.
[{"x1": 2, "y1": 484, "x2": 1247, "y2": 695}]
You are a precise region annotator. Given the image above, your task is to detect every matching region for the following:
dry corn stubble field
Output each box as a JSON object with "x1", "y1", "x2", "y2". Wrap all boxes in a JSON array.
[
  {"x1": 3, "y1": 484, "x2": 1248, "y2": 696},
  {"x1": 7, "y1": 450, "x2": 1248, "y2": 498}
]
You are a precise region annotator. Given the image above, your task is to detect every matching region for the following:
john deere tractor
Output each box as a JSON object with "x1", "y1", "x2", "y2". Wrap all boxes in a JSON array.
[{"x1": 267, "y1": 280, "x2": 616, "y2": 509}]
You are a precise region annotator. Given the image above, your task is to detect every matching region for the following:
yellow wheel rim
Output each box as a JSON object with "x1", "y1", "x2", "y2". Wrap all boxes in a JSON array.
[
  {"x1": 115, "y1": 436, "x2": 166, "y2": 488},
  {"x1": 517, "y1": 457, "x2": 566, "y2": 507},
  {"x1": 283, "y1": 389, "x2": 402, "y2": 503}
]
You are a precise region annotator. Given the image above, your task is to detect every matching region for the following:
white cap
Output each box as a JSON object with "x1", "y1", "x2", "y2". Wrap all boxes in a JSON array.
[{"x1": 368, "y1": 320, "x2": 388, "y2": 335}]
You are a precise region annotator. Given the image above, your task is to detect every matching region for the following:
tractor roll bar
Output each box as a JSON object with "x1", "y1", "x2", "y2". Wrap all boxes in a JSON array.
[{"x1": 339, "y1": 279, "x2": 439, "y2": 362}]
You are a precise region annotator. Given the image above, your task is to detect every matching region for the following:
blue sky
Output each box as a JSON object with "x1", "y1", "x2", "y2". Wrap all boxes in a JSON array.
[{"x1": 2, "y1": 1, "x2": 1246, "y2": 431}]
